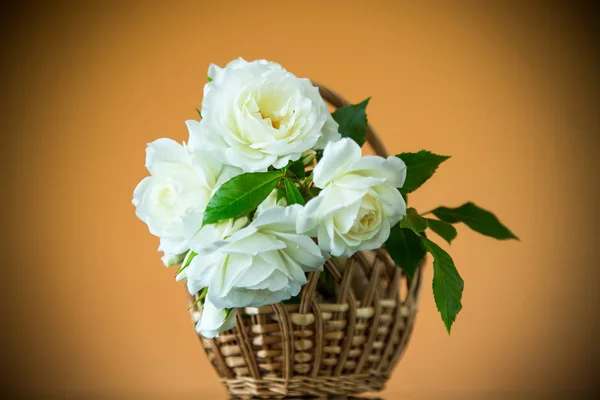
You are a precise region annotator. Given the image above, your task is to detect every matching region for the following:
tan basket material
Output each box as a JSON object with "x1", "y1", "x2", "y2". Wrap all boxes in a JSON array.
[{"x1": 188, "y1": 84, "x2": 424, "y2": 398}]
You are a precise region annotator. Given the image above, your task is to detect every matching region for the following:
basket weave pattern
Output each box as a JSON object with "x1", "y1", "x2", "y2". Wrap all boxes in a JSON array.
[{"x1": 188, "y1": 85, "x2": 424, "y2": 398}]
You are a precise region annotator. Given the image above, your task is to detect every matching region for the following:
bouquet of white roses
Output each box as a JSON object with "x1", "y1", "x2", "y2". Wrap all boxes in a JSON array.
[{"x1": 133, "y1": 58, "x2": 517, "y2": 338}]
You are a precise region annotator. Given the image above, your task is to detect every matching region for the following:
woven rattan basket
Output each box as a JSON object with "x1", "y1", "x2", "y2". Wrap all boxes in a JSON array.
[{"x1": 188, "y1": 84, "x2": 424, "y2": 398}]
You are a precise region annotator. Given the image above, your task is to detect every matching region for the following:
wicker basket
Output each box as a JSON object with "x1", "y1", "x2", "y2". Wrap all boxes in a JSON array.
[{"x1": 188, "y1": 84, "x2": 424, "y2": 398}]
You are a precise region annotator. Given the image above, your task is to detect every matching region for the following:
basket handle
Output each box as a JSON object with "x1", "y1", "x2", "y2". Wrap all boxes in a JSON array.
[{"x1": 313, "y1": 82, "x2": 389, "y2": 157}]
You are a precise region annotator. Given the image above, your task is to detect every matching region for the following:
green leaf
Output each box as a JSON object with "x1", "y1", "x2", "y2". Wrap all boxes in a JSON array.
[
  {"x1": 426, "y1": 218, "x2": 458, "y2": 244},
  {"x1": 207, "y1": 75, "x2": 213, "y2": 82},
  {"x1": 385, "y1": 224, "x2": 426, "y2": 279},
  {"x1": 276, "y1": 187, "x2": 286, "y2": 203},
  {"x1": 331, "y1": 97, "x2": 370, "y2": 146},
  {"x1": 288, "y1": 160, "x2": 305, "y2": 179},
  {"x1": 432, "y1": 202, "x2": 518, "y2": 240},
  {"x1": 195, "y1": 108, "x2": 202, "y2": 118},
  {"x1": 422, "y1": 238, "x2": 463, "y2": 334},
  {"x1": 189, "y1": 287, "x2": 208, "y2": 309},
  {"x1": 284, "y1": 178, "x2": 305, "y2": 205},
  {"x1": 176, "y1": 250, "x2": 197, "y2": 275},
  {"x1": 399, "y1": 208, "x2": 428, "y2": 233},
  {"x1": 396, "y1": 150, "x2": 450, "y2": 194},
  {"x1": 203, "y1": 172, "x2": 282, "y2": 225}
]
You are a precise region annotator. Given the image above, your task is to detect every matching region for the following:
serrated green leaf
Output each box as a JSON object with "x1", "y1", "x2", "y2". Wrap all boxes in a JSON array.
[
  {"x1": 426, "y1": 218, "x2": 458, "y2": 244},
  {"x1": 284, "y1": 178, "x2": 305, "y2": 205},
  {"x1": 396, "y1": 150, "x2": 450, "y2": 194},
  {"x1": 422, "y1": 238, "x2": 463, "y2": 334},
  {"x1": 399, "y1": 208, "x2": 428, "y2": 233},
  {"x1": 331, "y1": 97, "x2": 370, "y2": 146},
  {"x1": 202, "y1": 172, "x2": 282, "y2": 225},
  {"x1": 432, "y1": 202, "x2": 518, "y2": 240},
  {"x1": 385, "y1": 224, "x2": 426, "y2": 279}
]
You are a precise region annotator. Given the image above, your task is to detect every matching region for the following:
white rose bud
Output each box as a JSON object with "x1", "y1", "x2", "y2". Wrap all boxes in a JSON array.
[
  {"x1": 301, "y1": 149, "x2": 316, "y2": 166},
  {"x1": 298, "y1": 138, "x2": 407, "y2": 257},
  {"x1": 193, "y1": 58, "x2": 341, "y2": 172},
  {"x1": 185, "y1": 205, "x2": 325, "y2": 309}
]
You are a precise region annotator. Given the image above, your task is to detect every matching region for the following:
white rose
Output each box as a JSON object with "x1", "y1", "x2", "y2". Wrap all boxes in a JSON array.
[
  {"x1": 298, "y1": 138, "x2": 407, "y2": 257},
  {"x1": 185, "y1": 205, "x2": 325, "y2": 309},
  {"x1": 179, "y1": 189, "x2": 281, "y2": 281},
  {"x1": 194, "y1": 58, "x2": 340, "y2": 172},
  {"x1": 132, "y1": 133, "x2": 240, "y2": 256},
  {"x1": 195, "y1": 296, "x2": 236, "y2": 338},
  {"x1": 180, "y1": 188, "x2": 282, "y2": 282}
]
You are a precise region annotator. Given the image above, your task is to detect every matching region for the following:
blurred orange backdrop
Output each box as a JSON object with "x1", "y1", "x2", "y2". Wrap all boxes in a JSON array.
[{"x1": 1, "y1": 1, "x2": 599, "y2": 398}]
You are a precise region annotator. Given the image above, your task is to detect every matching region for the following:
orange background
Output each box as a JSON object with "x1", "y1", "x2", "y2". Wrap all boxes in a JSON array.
[{"x1": 2, "y1": 1, "x2": 599, "y2": 398}]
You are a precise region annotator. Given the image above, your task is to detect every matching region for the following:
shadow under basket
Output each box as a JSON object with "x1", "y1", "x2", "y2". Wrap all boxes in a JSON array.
[{"x1": 187, "y1": 84, "x2": 424, "y2": 398}]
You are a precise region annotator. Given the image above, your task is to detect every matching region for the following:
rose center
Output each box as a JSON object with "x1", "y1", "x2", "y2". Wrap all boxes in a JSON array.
[
  {"x1": 361, "y1": 211, "x2": 376, "y2": 228},
  {"x1": 259, "y1": 111, "x2": 281, "y2": 129},
  {"x1": 349, "y1": 195, "x2": 382, "y2": 235},
  {"x1": 354, "y1": 210, "x2": 377, "y2": 233},
  {"x1": 150, "y1": 184, "x2": 179, "y2": 221},
  {"x1": 158, "y1": 187, "x2": 176, "y2": 207}
]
